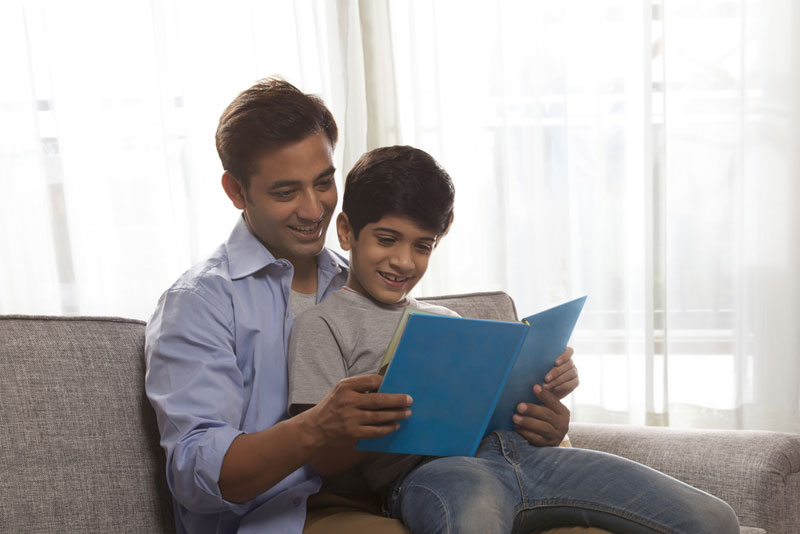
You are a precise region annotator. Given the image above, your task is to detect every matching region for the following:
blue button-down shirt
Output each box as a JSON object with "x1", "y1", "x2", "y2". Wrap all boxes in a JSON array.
[{"x1": 145, "y1": 217, "x2": 348, "y2": 534}]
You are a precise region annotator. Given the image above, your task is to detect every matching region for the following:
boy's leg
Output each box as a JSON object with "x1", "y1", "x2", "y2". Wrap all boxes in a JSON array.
[
  {"x1": 388, "y1": 431, "x2": 739, "y2": 534},
  {"x1": 484, "y1": 430, "x2": 739, "y2": 534}
]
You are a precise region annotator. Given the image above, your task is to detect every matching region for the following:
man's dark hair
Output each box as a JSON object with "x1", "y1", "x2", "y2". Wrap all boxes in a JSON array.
[
  {"x1": 343, "y1": 146, "x2": 455, "y2": 239},
  {"x1": 215, "y1": 77, "x2": 338, "y2": 189}
]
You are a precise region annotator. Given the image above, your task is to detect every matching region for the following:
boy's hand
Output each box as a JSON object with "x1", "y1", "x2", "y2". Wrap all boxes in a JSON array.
[
  {"x1": 542, "y1": 347, "x2": 579, "y2": 399},
  {"x1": 513, "y1": 384, "x2": 570, "y2": 446},
  {"x1": 304, "y1": 374, "x2": 412, "y2": 446}
]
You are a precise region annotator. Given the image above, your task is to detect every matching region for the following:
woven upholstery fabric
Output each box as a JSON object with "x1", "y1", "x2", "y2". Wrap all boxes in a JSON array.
[
  {"x1": 420, "y1": 290, "x2": 519, "y2": 321},
  {"x1": 570, "y1": 423, "x2": 800, "y2": 534},
  {"x1": 1, "y1": 296, "x2": 790, "y2": 534},
  {"x1": 0, "y1": 315, "x2": 174, "y2": 533}
]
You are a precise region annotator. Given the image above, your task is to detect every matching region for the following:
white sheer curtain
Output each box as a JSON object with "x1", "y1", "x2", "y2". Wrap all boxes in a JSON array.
[
  {"x1": 388, "y1": 0, "x2": 800, "y2": 433},
  {"x1": 2, "y1": 0, "x2": 798, "y2": 433},
  {"x1": 0, "y1": 0, "x2": 372, "y2": 320}
]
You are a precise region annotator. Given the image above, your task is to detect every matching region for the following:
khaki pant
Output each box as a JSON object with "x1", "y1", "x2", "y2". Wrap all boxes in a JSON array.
[{"x1": 303, "y1": 491, "x2": 612, "y2": 534}]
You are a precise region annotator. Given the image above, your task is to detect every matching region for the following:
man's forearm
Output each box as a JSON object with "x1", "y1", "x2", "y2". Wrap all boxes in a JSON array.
[{"x1": 218, "y1": 413, "x2": 323, "y2": 503}]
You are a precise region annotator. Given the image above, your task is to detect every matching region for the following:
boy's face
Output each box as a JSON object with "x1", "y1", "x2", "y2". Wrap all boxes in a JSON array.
[
  {"x1": 223, "y1": 132, "x2": 337, "y2": 268},
  {"x1": 338, "y1": 213, "x2": 437, "y2": 305}
]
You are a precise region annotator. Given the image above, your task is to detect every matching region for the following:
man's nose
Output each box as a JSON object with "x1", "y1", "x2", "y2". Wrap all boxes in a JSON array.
[{"x1": 296, "y1": 189, "x2": 324, "y2": 221}]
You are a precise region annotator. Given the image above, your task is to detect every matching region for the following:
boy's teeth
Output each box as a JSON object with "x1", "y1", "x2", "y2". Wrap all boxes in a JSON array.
[{"x1": 382, "y1": 272, "x2": 406, "y2": 282}]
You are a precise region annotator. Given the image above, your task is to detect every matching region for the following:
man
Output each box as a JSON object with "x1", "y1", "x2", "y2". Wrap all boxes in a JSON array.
[{"x1": 144, "y1": 78, "x2": 576, "y2": 534}]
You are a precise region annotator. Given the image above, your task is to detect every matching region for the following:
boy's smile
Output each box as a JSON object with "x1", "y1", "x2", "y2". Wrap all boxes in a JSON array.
[{"x1": 338, "y1": 213, "x2": 437, "y2": 305}]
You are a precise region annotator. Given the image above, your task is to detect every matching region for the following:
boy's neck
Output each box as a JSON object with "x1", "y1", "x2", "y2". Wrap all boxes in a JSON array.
[{"x1": 343, "y1": 285, "x2": 410, "y2": 307}]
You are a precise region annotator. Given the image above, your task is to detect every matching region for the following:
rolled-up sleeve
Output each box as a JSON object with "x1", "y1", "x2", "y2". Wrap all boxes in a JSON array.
[{"x1": 145, "y1": 286, "x2": 250, "y2": 515}]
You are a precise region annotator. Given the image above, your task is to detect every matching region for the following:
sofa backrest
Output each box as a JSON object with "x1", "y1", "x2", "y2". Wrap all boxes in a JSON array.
[
  {"x1": 0, "y1": 292, "x2": 517, "y2": 533},
  {"x1": 0, "y1": 315, "x2": 175, "y2": 533},
  {"x1": 419, "y1": 291, "x2": 518, "y2": 322}
]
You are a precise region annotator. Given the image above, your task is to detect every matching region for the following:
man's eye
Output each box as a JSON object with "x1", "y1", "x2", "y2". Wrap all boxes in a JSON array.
[
  {"x1": 272, "y1": 190, "x2": 296, "y2": 200},
  {"x1": 315, "y1": 177, "x2": 335, "y2": 190}
]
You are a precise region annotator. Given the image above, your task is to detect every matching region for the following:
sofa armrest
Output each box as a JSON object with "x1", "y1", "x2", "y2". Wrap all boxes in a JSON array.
[{"x1": 568, "y1": 423, "x2": 800, "y2": 534}]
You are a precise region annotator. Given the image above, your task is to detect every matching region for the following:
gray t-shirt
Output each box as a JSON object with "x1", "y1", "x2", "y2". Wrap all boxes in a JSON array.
[{"x1": 287, "y1": 287, "x2": 458, "y2": 491}]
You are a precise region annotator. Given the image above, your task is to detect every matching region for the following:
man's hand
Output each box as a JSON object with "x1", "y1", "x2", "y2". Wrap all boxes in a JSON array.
[
  {"x1": 299, "y1": 374, "x2": 413, "y2": 446},
  {"x1": 542, "y1": 347, "x2": 579, "y2": 399},
  {"x1": 513, "y1": 383, "x2": 570, "y2": 447}
]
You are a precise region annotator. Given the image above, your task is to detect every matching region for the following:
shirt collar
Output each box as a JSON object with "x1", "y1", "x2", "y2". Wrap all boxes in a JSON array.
[{"x1": 226, "y1": 215, "x2": 348, "y2": 280}]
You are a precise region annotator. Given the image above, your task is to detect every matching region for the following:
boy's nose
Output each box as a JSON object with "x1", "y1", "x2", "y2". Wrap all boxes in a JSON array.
[{"x1": 390, "y1": 249, "x2": 415, "y2": 273}]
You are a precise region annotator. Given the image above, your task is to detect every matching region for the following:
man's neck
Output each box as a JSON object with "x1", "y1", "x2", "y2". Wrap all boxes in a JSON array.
[{"x1": 291, "y1": 257, "x2": 318, "y2": 294}]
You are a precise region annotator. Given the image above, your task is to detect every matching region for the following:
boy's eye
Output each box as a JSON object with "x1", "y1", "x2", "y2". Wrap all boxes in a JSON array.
[
  {"x1": 377, "y1": 236, "x2": 396, "y2": 245},
  {"x1": 416, "y1": 243, "x2": 433, "y2": 253}
]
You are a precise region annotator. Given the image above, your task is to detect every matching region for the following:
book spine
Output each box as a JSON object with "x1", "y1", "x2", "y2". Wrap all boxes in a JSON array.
[{"x1": 468, "y1": 327, "x2": 529, "y2": 455}]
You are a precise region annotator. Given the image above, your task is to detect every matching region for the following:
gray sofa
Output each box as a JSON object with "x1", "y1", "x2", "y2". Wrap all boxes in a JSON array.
[{"x1": 2, "y1": 291, "x2": 798, "y2": 533}]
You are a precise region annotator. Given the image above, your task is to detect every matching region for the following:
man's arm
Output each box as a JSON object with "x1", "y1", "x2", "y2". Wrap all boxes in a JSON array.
[{"x1": 219, "y1": 374, "x2": 411, "y2": 502}]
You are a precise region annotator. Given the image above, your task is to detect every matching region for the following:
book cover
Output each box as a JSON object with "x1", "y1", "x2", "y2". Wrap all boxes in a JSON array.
[
  {"x1": 356, "y1": 295, "x2": 587, "y2": 457},
  {"x1": 357, "y1": 313, "x2": 528, "y2": 457}
]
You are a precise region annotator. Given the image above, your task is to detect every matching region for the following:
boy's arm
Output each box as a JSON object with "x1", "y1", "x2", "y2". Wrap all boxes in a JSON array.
[
  {"x1": 288, "y1": 312, "x2": 403, "y2": 476},
  {"x1": 513, "y1": 347, "x2": 577, "y2": 446}
]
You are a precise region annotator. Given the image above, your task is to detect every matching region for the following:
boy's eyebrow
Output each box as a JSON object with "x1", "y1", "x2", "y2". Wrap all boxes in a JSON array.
[
  {"x1": 268, "y1": 166, "x2": 336, "y2": 190},
  {"x1": 372, "y1": 227, "x2": 437, "y2": 241}
]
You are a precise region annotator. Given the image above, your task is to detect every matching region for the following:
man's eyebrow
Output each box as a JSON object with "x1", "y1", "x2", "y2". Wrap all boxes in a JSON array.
[
  {"x1": 315, "y1": 166, "x2": 336, "y2": 180},
  {"x1": 268, "y1": 167, "x2": 336, "y2": 191}
]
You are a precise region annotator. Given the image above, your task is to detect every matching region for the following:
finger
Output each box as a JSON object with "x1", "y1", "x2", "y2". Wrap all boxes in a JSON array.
[
  {"x1": 341, "y1": 373, "x2": 385, "y2": 392},
  {"x1": 551, "y1": 375, "x2": 579, "y2": 394},
  {"x1": 544, "y1": 366, "x2": 578, "y2": 389},
  {"x1": 359, "y1": 407, "x2": 412, "y2": 426},
  {"x1": 544, "y1": 359, "x2": 576, "y2": 384},
  {"x1": 553, "y1": 346, "x2": 574, "y2": 366},
  {"x1": 361, "y1": 392, "x2": 414, "y2": 410},
  {"x1": 531, "y1": 384, "x2": 569, "y2": 414},
  {"x1": 514, "y1": 425, "x2": 559, "y2": 447},
  {"x1": 355, "y1": 421, "x2": 402, "y2": 439},
  {"x1": 512, "y1": 413, "x2": 561, "y2": 446}
]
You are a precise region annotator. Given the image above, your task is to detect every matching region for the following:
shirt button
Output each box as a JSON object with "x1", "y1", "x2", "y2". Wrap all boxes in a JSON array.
[{"x1": 292, "y1": 497, "x2": 302, "y2": 507}]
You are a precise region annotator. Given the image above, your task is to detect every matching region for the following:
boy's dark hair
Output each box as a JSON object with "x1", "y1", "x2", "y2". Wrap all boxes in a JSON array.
[
  {"x1": 215, "y1": 77, "x2": 338, "y2": 189},
  {"x1": 343, "y1": 146, "x2": 455, "y2": 239}
]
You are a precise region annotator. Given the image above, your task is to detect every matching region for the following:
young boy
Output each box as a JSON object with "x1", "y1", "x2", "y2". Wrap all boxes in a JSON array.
[{"x1": 288, "y1": 146, "x2": 739, "y2": 534}]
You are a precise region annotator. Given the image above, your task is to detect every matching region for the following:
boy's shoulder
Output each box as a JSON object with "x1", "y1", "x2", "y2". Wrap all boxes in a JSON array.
[{"x1": 408, "y1": 297, "x2": 460, "y2": 318}]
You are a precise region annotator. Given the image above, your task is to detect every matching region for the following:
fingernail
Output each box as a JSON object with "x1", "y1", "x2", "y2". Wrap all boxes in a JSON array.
[
  {"x1": 533, "y1": 384, "x2": 542, "y2": 394},
  {"x1": 406, "y1": 395, "x2": 413, "y2": 405},
  {"x1": 545, "y1": 374, "x2": 552, "y2": 381},
  {"x1": 512, "y1": 414, "x2": 522, "y2": 423},
  {"x1": 517, "y1": 403, "x2": 527, "y2": 413}
]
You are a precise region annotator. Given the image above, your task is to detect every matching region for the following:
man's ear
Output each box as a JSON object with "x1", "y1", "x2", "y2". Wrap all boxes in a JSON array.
[
  {"x1": 337, "y1": 212, "x2": 354, "y2": 251},
  {"x1": 221, "y1": 172, "x2": 247, "y2": 210}
]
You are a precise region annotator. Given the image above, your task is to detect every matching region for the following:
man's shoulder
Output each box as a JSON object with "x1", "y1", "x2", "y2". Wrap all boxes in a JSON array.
[{"x1": 168, "y1": 245, "x2": 233, "y2": 295}]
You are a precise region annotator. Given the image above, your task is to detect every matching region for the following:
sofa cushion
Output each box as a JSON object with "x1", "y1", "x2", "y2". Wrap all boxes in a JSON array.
[{"x1": 0, "y1": 315, "x2": 174, "y2": 533}]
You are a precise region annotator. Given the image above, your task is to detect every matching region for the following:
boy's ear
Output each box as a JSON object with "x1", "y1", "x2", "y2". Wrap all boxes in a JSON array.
[
  {"x1": 222, "y1": 172, "x2": 247, "y2": 210},
  {"x1": 337, "y1": 212, "x2": 354, "y2": 251}
]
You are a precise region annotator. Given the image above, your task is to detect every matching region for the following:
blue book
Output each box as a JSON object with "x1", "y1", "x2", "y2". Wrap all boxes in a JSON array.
[{"x1": 356, "y1": 295, "x2": 587, "y2": 457}]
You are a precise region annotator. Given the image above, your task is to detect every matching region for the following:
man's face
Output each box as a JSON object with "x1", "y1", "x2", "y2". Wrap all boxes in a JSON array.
[
  {"x1": 235, "y1": 132, "x2": 337, "y2": 266},
  {"x1": 338, "y1": 213, "x2": 437, "y2": 305}
]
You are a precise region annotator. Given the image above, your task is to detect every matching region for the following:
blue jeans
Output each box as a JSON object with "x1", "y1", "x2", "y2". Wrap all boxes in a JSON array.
[{"x1": 386, "y1": 430, "x2": 739, "y2": 534}]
